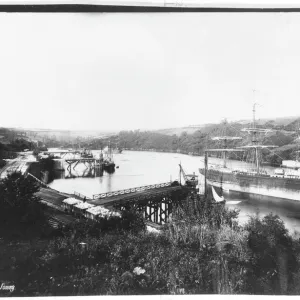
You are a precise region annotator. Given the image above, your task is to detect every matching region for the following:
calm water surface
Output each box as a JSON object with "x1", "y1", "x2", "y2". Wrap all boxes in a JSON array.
[{"x1": 48, "y1": 150, "x2": 300, "y2": 234}]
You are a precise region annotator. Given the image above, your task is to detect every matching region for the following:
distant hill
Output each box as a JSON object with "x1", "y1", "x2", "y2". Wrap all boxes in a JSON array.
[
  {"x1": 104, "y1": 116, "x2": 300, "y2": 165},
  {"x1": 154, "y1": 116, "x2": 300, "y2": 137},
  {"x1": 154, "y1": 126, "x2": 209, "y2": 136},
  {"x1": 237, "y1": 116, "x2": 300, "y2": 127}
]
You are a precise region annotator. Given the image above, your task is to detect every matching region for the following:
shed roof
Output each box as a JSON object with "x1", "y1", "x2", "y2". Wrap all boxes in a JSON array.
[
  {"x1": 62, "y1": 198, "x2": 83, "y2": 205},
  {"x1": 74, "y1": 202, "x2": 95, "y2": 210},
  {"x1": 86, "y1": 206, "x2": 110, "y2": 216}
]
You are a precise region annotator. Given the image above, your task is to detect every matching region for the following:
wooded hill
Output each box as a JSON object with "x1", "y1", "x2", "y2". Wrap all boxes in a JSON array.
[
  {"x1": 107, "y1": 118, "x2": 300, "y2": 165},
  {"x1": 56, "y1": 116, "x2": 300, "y2": 165}
]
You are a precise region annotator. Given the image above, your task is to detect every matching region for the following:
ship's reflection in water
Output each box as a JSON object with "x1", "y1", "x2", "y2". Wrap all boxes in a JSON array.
[{"x1": 48, "y1": 150, "x2": 300, "y2": 234}]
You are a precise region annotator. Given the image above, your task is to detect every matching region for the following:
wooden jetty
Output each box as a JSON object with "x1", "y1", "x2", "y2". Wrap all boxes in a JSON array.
[
  {"x1": 29, "y1": 168, "x2": 191, "y2": 226},
  {"x1": 91, "y1": 182, "x2": 188, "y2": 224},
  {"x1": 36, "y1": 181, "x2": 188, "y2": 225},
  {"x1": 92, "y1": 182, "x2": 181, "y2": 204}
]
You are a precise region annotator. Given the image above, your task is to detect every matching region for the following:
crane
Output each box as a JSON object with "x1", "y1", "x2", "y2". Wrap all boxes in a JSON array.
[{"x1": 179, "y1": 163, "x2": 198, "y2": 188}]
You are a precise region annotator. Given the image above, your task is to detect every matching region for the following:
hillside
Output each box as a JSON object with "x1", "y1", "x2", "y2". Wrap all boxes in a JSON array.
[
  {"x1": 36, "y1": 115, "x2": 300, "y2": 165},
  {"x1": 155, "y1": 125, "x2": 210, "y2": 136},
  {"x1": 155, "y1": 116, "x2": 300, "y2": 137},
  {"x1": 93, "y1": 118, "x2": 300, "y2": 165}
]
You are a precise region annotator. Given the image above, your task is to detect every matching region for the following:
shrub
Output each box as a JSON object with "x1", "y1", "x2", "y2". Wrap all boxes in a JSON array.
[
  {"x1": 0, "y1": 158, "x2": 6, "y2": 168},
  {"x1": 244, "y1": 213, "x2": 299, "y2": 294},
  {"x1": 0, "y1": 172, "x2": 50, "y2": 239}
]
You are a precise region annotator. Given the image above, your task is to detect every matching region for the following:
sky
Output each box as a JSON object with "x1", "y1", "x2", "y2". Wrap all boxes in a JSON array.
[{"x1": 1, "y1": 12, "x2": 300, "y2": 131}]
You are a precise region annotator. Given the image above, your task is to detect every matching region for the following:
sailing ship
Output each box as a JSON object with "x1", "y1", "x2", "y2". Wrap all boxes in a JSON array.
[{"x1": 199, "y1": 104, "x2": 300, "y2": 202}]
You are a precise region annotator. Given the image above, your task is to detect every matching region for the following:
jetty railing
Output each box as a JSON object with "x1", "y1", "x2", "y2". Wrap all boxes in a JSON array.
[
  {"x1": 74, "y1": 191, "x2": 91, "y2": 200},
  {"x1": 92, "y1": 182, "x2": 172, "y2": 200}
]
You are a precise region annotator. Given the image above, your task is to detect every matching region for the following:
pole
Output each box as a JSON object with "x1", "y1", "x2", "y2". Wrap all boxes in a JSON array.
[
  {"x1": 252, "y1": 102, "x2": 260, "y2": 174},
  {"x1": 255, "y1": 147, "x2": 260, "y2": 174},
  {"x1": 223, "y1": 150, "x2": 227, "y2": 168},
  {"x1": 297, "y1": 121, "x2": 300, "y2": 162},
  {"x1": 253, "y1": 103, "x2": 256, "y2": 129},
  {"x1": 179, "y1": 162, "x2": 182, "y2": 186},
  {"x1": 204, "y1": 151, "x2": 208, "y2": 198}
]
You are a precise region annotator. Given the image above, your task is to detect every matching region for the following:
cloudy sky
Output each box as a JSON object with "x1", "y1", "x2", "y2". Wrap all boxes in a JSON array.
[{"x1": 1, "y1": 12, "x2": 300, "y2": 131}]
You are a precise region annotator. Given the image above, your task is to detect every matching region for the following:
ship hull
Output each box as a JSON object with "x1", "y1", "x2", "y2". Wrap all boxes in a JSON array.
[
  {"x1": 199, "y1": 168, "x2": 300, "y2": 202},
  {"x1": 103, "y1": 162, "x2": 115, "y2": 173}
]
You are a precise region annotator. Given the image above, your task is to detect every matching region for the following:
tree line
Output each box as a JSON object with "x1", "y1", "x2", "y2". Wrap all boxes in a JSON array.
[{"x1": 114, "y1": 126, "x2": 299, "y2": 165}]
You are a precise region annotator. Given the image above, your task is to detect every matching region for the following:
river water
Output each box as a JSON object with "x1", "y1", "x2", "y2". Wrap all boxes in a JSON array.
[{"x1": 48, "y1": 150, "x2": 300, "y2": 234}]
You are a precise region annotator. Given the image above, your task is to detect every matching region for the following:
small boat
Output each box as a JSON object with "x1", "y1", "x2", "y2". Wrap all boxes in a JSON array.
[{"x1": 211, "y1": 186, "x2": 226, "y2": 203}]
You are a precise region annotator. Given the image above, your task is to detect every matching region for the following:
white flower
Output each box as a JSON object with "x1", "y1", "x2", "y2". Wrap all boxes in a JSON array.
[{"x1": 133, "y1": 266, "x2": 146, "y2": 275}]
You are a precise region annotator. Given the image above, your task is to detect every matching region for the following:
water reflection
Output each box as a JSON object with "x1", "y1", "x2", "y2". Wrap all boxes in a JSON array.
[{"x1": 50, "y1": 160, "x2": 110, "y2": 182}]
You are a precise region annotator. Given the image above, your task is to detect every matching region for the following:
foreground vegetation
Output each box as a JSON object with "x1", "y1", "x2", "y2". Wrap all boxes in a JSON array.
[{"x1": 1, "y1": 173, "x2": 300, "y2": 296}]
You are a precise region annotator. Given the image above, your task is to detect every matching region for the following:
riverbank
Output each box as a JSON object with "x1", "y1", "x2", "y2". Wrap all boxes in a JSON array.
[{"x1": 124, "y1": 148, "x2": 282, "y2": 167}]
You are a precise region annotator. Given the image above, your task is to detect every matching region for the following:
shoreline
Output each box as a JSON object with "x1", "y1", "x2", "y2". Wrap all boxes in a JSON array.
[{"x1": 123, "y1": 148, "x2": 281, "y2": 168}]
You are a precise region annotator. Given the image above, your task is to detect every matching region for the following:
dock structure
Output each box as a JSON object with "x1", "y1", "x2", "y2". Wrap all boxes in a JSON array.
[
  {"x1": 64, "y1": 166, "x2": 103, "y2": 179},
  {"x1": 91, "y1": 182, "x2": 188, "y2": 224},
  {"x1": 64, "y1": 158, "x2": 102, "y2": 170},
  {"x1": 30, "y1": 169, "x2": 190, "y2": 226},
  {"x1": 43, "y1": 151, "x2": 81, "y2": 158}
]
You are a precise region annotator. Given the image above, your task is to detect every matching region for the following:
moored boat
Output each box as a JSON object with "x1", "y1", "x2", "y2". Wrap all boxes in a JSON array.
[{"x1": 103, "y1": 141, "x2": 116, "y2": 172}]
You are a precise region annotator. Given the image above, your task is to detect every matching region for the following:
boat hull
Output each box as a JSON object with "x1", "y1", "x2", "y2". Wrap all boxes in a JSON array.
[
  {"x1": 103, "y1": 163, "x2": 115, "y2": 173},
  {"x1": 199, "y1": 168, "x2": 300, "y2": 202}
]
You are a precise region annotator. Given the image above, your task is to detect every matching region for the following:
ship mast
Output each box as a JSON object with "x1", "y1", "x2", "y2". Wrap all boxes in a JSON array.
[
  {"x1": 239, "y1": 103, "x2": 277, "y2": 174},
  {"x1": 297, "y1": 120, "x2": 300, "y2": 162},
  {"x1": 108, "y1": 140, "x2": 112, "y2": 161},
  {"x1": 211, "y1": 119, "x2": 242, "y2": 168},
  {"x1": 252, "y1": 103, "x2": 260, "y2": 174}
]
